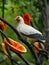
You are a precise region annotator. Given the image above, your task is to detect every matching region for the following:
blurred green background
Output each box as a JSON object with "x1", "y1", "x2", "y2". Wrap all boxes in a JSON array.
[{"x1": 0, "y1": 0, "x2": 49, "y2": 65}]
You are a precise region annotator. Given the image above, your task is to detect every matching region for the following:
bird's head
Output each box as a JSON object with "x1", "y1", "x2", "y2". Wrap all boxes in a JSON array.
[{"x1": 15, "y1": 16, "x2": 24, "y2": 23}]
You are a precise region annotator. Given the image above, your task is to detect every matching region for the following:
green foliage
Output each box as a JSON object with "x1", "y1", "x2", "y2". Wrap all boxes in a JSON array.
[
  {"x1": 0, "y1": 0, "x2": 49, "y2": 65},
  {"x1": 0, "y1": 0, "x2": 43, "y2": 33}
]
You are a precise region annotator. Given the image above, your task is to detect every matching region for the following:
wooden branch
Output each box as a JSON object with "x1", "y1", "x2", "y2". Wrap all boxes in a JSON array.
[{"x1": 2, "y1": 0, "x2": 4, "y2": 18}]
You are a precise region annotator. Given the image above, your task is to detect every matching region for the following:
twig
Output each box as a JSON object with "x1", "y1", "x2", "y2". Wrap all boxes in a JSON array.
[{"x1": 2, "y1": 0, "x2": 4, "y2": 18}]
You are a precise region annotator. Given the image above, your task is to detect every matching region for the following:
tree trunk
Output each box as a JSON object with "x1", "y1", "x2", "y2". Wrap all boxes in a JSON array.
[
  {"x1": 39, "y1": 0, "x2": 49, "y2": 43},
  {"x1": 43, "y1": 0, "x2": 49, "y2": 43}
]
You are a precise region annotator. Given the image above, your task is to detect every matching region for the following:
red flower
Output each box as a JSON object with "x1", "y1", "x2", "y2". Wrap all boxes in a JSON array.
[
  {"x1": 0, "y1": 20, "x2": 6, "y2": 31},
  {"x1": 23, "y1": 13, "x2": 32, "y2": 25}
]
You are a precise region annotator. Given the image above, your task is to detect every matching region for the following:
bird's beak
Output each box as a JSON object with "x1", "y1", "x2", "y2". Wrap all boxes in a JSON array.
[{"x1": 15, "y1": 16, "x2": 20, "y2": 22}]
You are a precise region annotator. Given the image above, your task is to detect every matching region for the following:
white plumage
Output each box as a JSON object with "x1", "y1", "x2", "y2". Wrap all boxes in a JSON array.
[
  {"x1": 17, "y1": 21, "x2": 42, "y2": 35},
  {"x1": 16, "y1": 16, "x2": 42, "y2": 35},
  {"x1": 15, "y1": 16, "x2": 45, "y2": 42}
]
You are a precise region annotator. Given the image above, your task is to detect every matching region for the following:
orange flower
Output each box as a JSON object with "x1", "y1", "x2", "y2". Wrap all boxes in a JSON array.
[
  {"x1": 23, "y1": 13, "x2": 32, "y2": 25},
  {"x1": 4, "y1": 38, "x2": 27, "y2": 54},
  {"x1": 0, "y1": 20, "x2": 6, "y2": 31},
  {"x1": 34, "y1": 42, "x2": 45, "y2": 53}
]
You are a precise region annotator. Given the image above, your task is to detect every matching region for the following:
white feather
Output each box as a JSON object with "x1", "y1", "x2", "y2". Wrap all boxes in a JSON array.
[{"x1": 16, "y1": 17, "x2": 42, "y2": 35}]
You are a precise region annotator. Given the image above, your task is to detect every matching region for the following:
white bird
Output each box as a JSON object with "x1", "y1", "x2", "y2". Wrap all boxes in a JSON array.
[{"x1": 15, "y1": 16, "x2": 45, "y2": 43}]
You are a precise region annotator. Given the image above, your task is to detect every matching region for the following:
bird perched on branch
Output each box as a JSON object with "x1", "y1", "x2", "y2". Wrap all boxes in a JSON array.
[
  {"x1": 22, "y1": 14, "x2": 49, "y2": 61},
  {"x1": 23, "y1": 13, "x2": 46, "y2": 53},
  {"x1": 15, "y1": 16, "x2": 45, "y2": 43}
]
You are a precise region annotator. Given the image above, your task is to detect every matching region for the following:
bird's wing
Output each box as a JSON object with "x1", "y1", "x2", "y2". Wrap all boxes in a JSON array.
[
  {"x1": 21, "y1": 33, "x2": 45, "y2": 41},
  {"x1": 18, "y1": 24, "x2": 42, "y2": 35}
]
